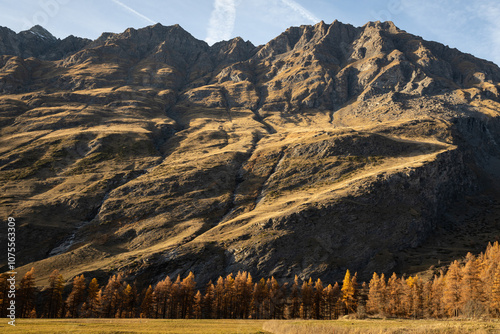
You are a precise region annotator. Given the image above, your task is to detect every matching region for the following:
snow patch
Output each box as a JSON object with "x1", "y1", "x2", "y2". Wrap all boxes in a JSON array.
[{"x1": 49, "y1": 221, "x2": 89, "y2": 256}]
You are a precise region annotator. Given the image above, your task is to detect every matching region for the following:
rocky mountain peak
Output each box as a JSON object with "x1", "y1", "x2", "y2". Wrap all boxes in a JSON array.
[
  {"x1": 363, "y1": 20, "x2": 399, "y2": 32},
  {"x1": 85, "y1": 23, "x2": 207, "y2": 60},
  {"x1": 210, "y1": 37, "x2": 256, "y2": 65},
  {"x1": 24, "y1": 25, "x2": 57, "y2": 41},
  {"x1": 0, "y1": 25, "x2": 90, "y2": 61}
]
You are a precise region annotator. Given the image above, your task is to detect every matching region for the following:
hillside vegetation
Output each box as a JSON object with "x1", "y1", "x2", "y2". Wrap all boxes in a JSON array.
[
  {"x1": 2, "y1": 242, "x2": 500, "y2": 322},
  {"x1": 0, "y1": 21, "x2": 500, "y2": 288}
]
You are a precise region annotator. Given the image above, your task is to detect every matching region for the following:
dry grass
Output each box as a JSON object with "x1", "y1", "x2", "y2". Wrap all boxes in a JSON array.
[
  {"x1": 2, "y1": 319, "x2": 271, "y2": 334},
  {"x1": 262, "y1": 319, "x2": 500, "y2": 334},
  {"x1": 4, "y1": 319, "x2": 500, "y2": 334}
]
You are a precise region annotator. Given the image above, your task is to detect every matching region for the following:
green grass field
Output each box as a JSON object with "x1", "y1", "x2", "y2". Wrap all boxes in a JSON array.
[{"x1": 2, "y1": 319, "x2": 500, "y2": 334}]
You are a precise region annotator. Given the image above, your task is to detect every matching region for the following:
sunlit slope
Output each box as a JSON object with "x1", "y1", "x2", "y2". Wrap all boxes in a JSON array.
[{"x1": 1, "y1": 21, "x2": 500, "y2": 286}]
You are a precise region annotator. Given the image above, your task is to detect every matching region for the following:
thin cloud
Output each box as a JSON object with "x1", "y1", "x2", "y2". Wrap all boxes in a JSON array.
[
  {"x1": 110, "y1": 0, "x2": 157, "y2": 25},
  {"x1": 479, "y1": 1, "x2": 500, "y2": 65},
  {"x1": 402, "y1": 0, "x2": 500, "y2": 65},
  {"x1": 205, "y1": 0, "x2": 236, "y2": 45},
  {"x1": 280, "y1": 0, "x2": 320, "y2": 24}
]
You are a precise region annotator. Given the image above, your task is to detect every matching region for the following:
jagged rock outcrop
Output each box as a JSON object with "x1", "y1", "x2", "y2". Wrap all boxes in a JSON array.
[
  {"x1": 0, "y1": 25, "x2": 90, "y2": 60},
  {"x1": 1, "y1": 21, "x2": 500, "y2": 287}
]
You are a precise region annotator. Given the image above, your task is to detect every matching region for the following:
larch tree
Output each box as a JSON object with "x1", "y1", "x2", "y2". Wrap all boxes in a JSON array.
[
  {"x1": 193, "y1": 290, "x2": 203, "y2": 319},
  {"x1": 82, "y1": 278, "x2": 100, "y2": 318},
  {"x1": 45, "y1": 269, "x2": 65, "y2": 318},
  {"x1": 429, "y1": 272, "x2": 445, "y2": 318},
  {"x1": 121, "y1": 284, "x2": 137, "y2": 318},
  {"x1": 252, "y1": 278, "x2": 269, "y2": 319},
  {"x1": 269, "y1": 277, "x2": 285, "y2": 319},
  {"x1": 232, "y1": 272, "x2": 244, "y2": 318},
  {"x1": 405, "y1": 275, "x2": 424, "y2": 319},
  {"x1": 323, "y1": 284, "x2": 334, "y2": 320},
  {"x1": 140, "y1": 285, "x2": 154, "y2": 318},
  {"x1": 213, "y1": 276, "x2": 225, "y2": 319},
  {"x1": 422, "y1": 279, "x2": 434, "y2": 318},
  {"x1": 169, "y1": 275, "x2": 183, "y2": 318},
  {"x1": 443, "y1": 260, "x2": 462, "y2": 317},
  {"x1": 367, "y1": 272, "x2": 386, "y2": 315},
  {"x1": 333, "y1": 282, "x2": 343, "y2": 319},
  {"x1": 234, "y1": 271, "x2": 252, "y2": 319},
  {"x1": 65, "y1": 274, "x2": 86, "y2": 318},
  {"x1": 358, "y1": 281, "x2": 369, "y2": 318},
  {"x1": 222, "y1": 273, "x2": 235, "y2": 318},
  {"x1": 244, "y1": 273, "x2": 255, "y2": 318},
  {"x1": 288, "y1": 275, "x2": 301, "y2": 319},
  {"x1": 300, "y1": 278, "x2": 313, "y2": 319},
  {"x1": 100, "y1": 274, "x2": 125, "y2": 318},
  {"x1": 490, "y1": 266, "x2": 500, "y2": 317},
  {"x1": 385, "y1": 273, "x2": 403, "y2": 317},
  {"x1": 203, "y1": 281, "x2": 215, "y2": 319},
  {"x1": 312, "y1": 278, "x2": 324, "y2": 319},
  {"x1": 0, "y1": 274, "x2": 9, "y2": 318},
  {"x1": 460, "y1": 253, "x2": 485, "y2": 317},
  {"x1": 154, "y1": 276, "x2": 172, "y2": 319},
  {"x1": 341, "y1": 270, "x2": 357, "y2": 314},
  {"x1": 482, "y1": 242, "x2": 500, "y2": 285},
  {"x1": 180, "y1": 272, "x2": 196, "y2": 318},
  {"x1": 18, "y1": 267, "x2": 36, "y2": 318}
]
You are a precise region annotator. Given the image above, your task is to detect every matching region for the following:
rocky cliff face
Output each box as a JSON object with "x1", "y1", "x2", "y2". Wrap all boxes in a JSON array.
[
  {"x1": 1, "y1": 21, "x2": 500, "y2": 286},
  {"x1": 0, "y1": 25, "x2": 90, "y2": 61}
]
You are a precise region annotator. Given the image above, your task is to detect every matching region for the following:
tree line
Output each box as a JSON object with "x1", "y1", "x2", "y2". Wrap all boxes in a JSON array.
[{"x1": 2, "y1": 241, "x2": 500, "y2": 319}]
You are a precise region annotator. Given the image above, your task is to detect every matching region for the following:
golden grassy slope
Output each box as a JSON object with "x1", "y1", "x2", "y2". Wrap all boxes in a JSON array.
[{"x1": 3, "y1": 20, "x2": 500, "y2": 286}]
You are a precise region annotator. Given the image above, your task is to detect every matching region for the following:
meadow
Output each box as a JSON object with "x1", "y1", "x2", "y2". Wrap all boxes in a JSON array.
[{"x1": 3, "y1": 319, "x2": 500, "y2": 334}]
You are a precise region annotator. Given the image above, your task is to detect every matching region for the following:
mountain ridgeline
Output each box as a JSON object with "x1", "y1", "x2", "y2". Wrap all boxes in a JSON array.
[{"x1": 1, "y1": 21, "x2": 500, "y2": 287}]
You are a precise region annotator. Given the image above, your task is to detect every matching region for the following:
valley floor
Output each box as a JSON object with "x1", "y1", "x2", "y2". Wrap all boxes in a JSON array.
[{"x1": 3, "y1": 318, "x2": 500, "y2": 334}]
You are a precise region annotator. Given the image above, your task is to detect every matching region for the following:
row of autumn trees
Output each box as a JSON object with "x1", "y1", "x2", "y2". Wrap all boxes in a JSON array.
[
  {"x1": 2, "y1": 241, "x2": 500, "y2": 319},
  {"x1": 0, "y1": 269, "x2": 356, "y2": 320}
]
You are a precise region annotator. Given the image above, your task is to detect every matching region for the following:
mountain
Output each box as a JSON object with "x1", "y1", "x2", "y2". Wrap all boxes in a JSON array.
[
  {"x1": 0, "y1": 25, "x2": 91, "y2": 61},
  {"x1": 1, "y1": 21, "x2": 500, "y2": 286}
]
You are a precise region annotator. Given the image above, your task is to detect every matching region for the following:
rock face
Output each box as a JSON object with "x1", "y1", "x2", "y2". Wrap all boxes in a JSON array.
[
  {"x1": 0, "y1": 25, "x2": 91, "y2": 61},
  {"x1": 1, "y1": 21, "x2": 500, "y2": 286}
]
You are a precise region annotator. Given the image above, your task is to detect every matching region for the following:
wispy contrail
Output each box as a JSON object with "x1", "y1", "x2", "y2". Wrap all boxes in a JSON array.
[
  {"x1": 205, "y1": 0, "x2": 236, "y2": 45},
  {"x1": 110, "y1": 0, "x2": 157, "y2": 25},
  {"x1": 477, "y1": 1, "x2": 500, "y2": 66},
  {"x1": 281, "y1": 0, "x2": 320, "y2": 24}
]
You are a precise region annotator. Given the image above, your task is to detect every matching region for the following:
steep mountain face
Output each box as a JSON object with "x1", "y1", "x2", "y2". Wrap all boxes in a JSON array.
[
  {"x1": 0, "y1": 25, "x2": 90, "y2": 61},
  {"x1": 1, "y1": 21, "x2": 500, "y2": 286}
]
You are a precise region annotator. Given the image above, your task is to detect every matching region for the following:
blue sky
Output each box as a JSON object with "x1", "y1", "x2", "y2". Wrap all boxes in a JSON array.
[{"x1": 2, "y1": 0, "x2": 499, "y2": 65}]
